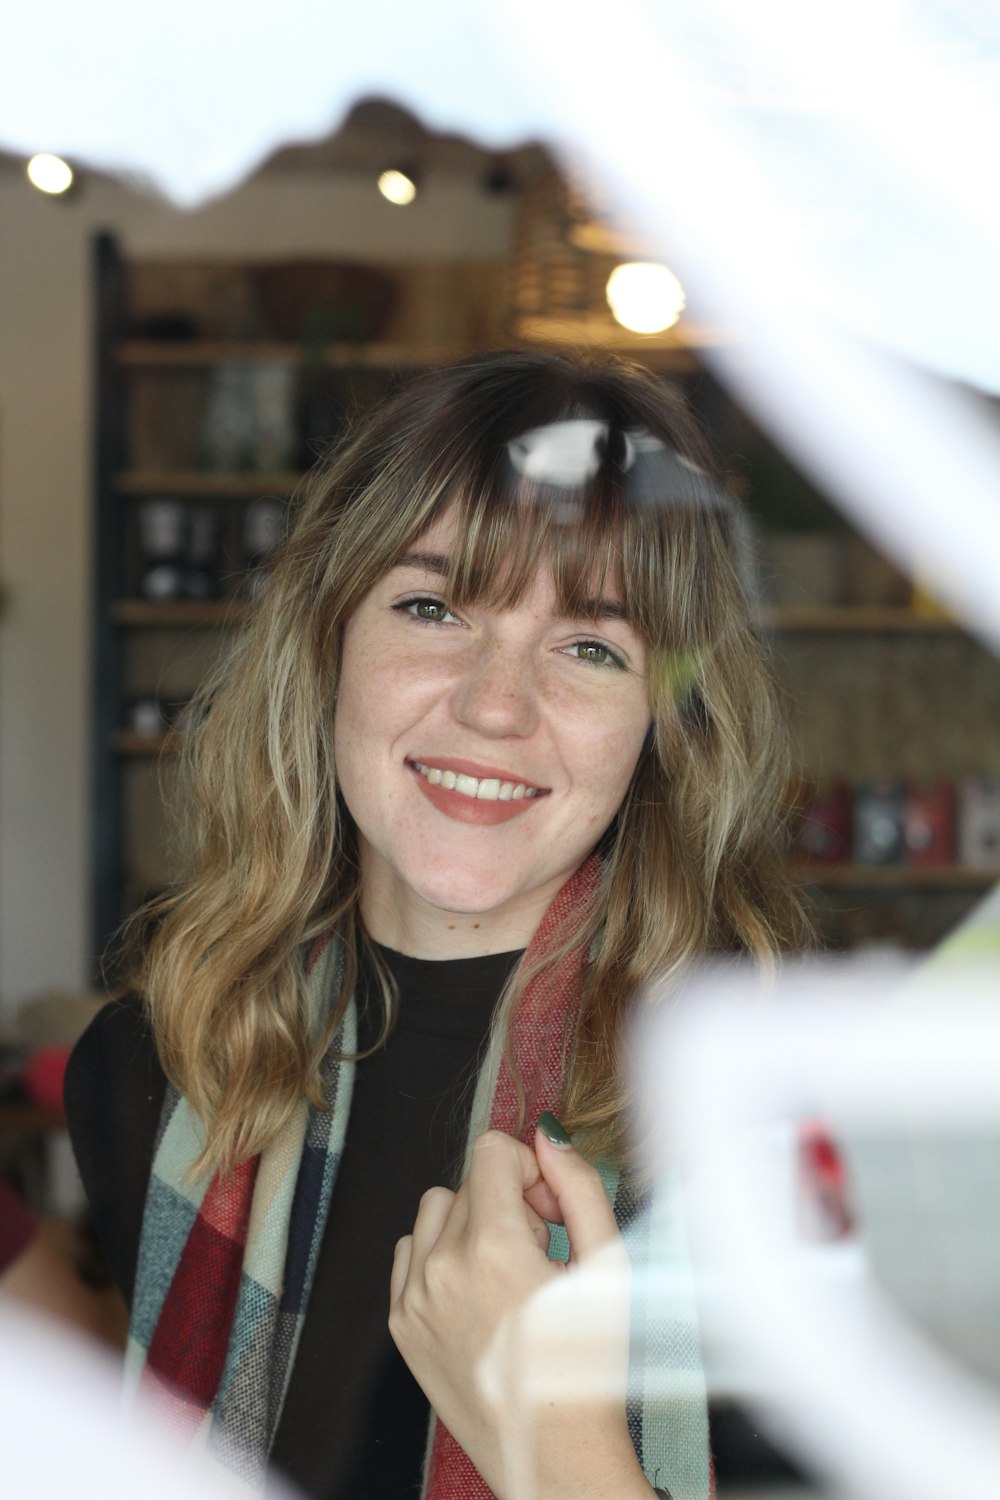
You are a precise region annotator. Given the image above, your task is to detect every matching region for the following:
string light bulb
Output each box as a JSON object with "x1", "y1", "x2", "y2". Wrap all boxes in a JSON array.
[
  {"x1": 377, "y1": 168, "x2": 418, "y2": 206},
  {"x1": 26, "y1": 154, "x2": 75, "y2": 195},
  {"x1": 606, "y1": 262, "x2": 686, "y2": 334}
]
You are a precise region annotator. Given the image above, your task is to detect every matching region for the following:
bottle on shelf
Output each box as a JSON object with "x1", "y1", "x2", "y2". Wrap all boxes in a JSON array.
[{"x1": 202, "y1": 363, "x2": 257, "y2": 472}]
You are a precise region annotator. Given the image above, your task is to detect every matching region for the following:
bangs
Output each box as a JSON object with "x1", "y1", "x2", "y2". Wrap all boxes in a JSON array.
[
  {"x1": 423, "y1": 475, "x2": 710, "y2": 655},
  {"x1": 442, "y1": 462, "x2": 632, "y2": 626}
]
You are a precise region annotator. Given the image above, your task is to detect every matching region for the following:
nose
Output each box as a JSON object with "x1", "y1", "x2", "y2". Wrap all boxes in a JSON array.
[{"x1": 449, "y1": 636, "x2": 540, "y2": 740}]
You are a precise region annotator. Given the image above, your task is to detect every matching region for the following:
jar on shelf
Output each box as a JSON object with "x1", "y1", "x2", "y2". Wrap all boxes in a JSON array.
[
  {"x1": 202, "y1": 363, "x2": 256, "y2": 472},
  {"x1": 250, "y1": 364, "x2": 297, "y2": 472},
  {"x1": 138, "y1": 497, "x2": 186, "y2": 601}
]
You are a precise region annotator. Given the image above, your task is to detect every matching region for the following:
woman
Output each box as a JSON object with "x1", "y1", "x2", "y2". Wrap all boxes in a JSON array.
[{"x1": 66, "y1": 349, "x2": 809, "y2": 1500}]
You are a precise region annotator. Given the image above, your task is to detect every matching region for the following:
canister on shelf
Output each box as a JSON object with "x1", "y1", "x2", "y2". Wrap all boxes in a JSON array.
[
  {"x1": 904, "y1": 780, "x2": 956, "y2": 866},
  {"x1": 958, "y1": 777, "x2": 1000, "y2": 868},
  {"x1": 853, "y1": 778, "x2": 906, "y2": 865},
  {"x1": 790, "y1": 777, "x2": 852, "y2": 864}
]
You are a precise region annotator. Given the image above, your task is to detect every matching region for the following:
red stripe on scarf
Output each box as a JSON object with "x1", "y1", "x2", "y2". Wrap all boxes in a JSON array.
[
  {"x1": 146, "y1": 1154, "x2": 259, "y2": 1414},
  {"x1": 488, "y1": 852, "x2": 601, "y2": 1143},
  {"x1": 425, "y1": 854, "x2": 601, "y2": 1499}
]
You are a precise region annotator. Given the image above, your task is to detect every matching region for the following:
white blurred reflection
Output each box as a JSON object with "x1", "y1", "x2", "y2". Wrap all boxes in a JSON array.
[
  {"x1": 636, "y1": 934, "x2": 1000, "y2": 1500},
  {"x1": 0, "y1": 1300, "x2": 300, "y2": 1499}
]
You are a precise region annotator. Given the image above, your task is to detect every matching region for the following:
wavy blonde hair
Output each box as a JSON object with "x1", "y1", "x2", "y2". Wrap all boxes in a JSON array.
[{"x1": 132, "y1": 349, "x2": 811, "y2": 1174}]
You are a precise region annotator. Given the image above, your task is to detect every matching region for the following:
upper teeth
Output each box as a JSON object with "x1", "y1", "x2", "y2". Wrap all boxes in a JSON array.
[{"x1": 412, "y1": 762, "x2": 541, "y2": 802}]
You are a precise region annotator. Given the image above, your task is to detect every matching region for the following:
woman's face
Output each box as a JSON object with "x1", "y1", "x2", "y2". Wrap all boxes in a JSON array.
[{"x1": 334, "y1": 510, "x2": 652, "y2": 955}]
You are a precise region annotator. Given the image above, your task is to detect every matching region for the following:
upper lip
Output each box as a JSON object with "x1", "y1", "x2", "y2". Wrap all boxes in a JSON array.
[{"x1": 407, "y1": 756, "x2": 549, "y2": 792}]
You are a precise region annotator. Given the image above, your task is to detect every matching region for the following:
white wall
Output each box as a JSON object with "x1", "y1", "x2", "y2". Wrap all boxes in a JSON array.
[{"x1": 0, "y1": 168, "x2": 512, "y2": 1010}]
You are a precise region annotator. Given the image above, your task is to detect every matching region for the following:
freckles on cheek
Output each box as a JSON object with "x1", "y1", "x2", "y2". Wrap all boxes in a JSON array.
[
  {"x1": 594, "y1": 718, "x2": 648, "y2": 768},
  {"x1": 577, "y1": 724, "x2": 648, "y2": 829}
]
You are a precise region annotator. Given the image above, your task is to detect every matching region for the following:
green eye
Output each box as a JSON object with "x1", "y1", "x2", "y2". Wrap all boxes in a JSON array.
[
  {"x1": 569, "y1": 640, "x2": 626, "y2": 670},
  {"x1": 580, "y1": 642, "x2": 610, "y2": 664},
  {"x1": 392, "y1": 596, "x2": 457, "y2": 624},
  {"x1": 414, "y1": 599, "x2": 448, "y2": 621}
]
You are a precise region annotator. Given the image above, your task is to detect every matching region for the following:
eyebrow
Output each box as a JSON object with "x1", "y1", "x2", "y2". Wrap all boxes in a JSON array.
[
  {"x1": 394, "y1": 551, "x2": 629, "y2": 622},
  {"x1": 397, "y1": 551, "x2": 449, "y2": 575}
]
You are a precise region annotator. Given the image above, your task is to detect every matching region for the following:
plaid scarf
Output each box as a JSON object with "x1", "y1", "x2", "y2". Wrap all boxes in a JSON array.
[{"x1": 125, "y1": 856, "x2": 711, "y2": 1499}]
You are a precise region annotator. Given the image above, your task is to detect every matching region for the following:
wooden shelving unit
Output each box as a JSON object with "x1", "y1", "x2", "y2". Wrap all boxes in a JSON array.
[
  {"x1": 790, "y1": 864, "x2": 998, "y2": 889},
  {"x1": 112, "y1": 731, "x2": 180, "y2": 757},
  {"x1": 92, "y1": 240, "x2": 499, "y2": 964},
  {"x1": 763, "y1": 606, "x2": 960, "y2": 634},
  {"x1": 117, "y1": 339, "x2": 472, "y2": 369},
  {"x1": 91, "y1": 235, "x2": 998, "y2": 963},
  {"x1": 112, "y1": 600, "x2": 248, "y2": 627},
  {"x1": 115, "y1": 471, "x2": 303, "y2": 497}
]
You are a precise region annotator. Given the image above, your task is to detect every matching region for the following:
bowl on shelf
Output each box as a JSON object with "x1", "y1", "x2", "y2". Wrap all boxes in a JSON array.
[{"x1": 252, "y1": 261, "x2": 399, "y2": 346}]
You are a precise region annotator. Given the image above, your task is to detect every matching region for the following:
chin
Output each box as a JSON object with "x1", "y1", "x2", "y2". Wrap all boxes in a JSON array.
[{"x1": 410, "y1": 875, "x2": 520, "y2": 917}]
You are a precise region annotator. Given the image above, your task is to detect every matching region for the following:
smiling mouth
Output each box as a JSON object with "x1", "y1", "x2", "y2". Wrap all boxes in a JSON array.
[{"x1": 409, "y1": 760, "x2": 546, "y2": 803}]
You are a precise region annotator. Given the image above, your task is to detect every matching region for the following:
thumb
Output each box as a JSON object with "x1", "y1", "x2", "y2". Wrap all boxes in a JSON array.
[{"x1": 532, "y1": 1112, "x2": 621, "y2": 1263}]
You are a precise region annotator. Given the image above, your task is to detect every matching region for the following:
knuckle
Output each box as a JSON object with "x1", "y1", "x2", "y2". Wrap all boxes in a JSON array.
[
  {"x1": 473, "y1": 1129, "x2": 509, "y2": 1156},
  {"x1": 467, "y1": 1224, "x2": 510, "y2": 1275},
  {"x1": 422, "y1": 1249, "x2": 453, "y2": 1297},
  {"x1": 417, "y1": 1185, "x2": 452, "y2": 1215}
]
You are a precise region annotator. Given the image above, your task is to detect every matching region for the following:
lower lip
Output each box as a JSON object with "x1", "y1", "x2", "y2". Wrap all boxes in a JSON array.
[{"x1": 408, "y1": 765, "x2": 547, "y2": 826}]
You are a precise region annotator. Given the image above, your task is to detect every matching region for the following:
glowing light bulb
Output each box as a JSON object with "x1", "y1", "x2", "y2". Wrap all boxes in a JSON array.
[
  {"x1": 26, "y1": 154, "x2": 75, "y2": 195},
  {"x1": 377, "y1": 169, "x2": 417, "y2": 206},
  {"x1": 606, "y1": 262, "x2": 686, "y2": 334}
]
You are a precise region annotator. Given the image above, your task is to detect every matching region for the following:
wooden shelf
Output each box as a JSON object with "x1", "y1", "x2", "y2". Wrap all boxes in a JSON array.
[
  {"x1": 112, "y1": 600, "x2": 248, "y2": 627},
  {"x1": 112, "y1": 731, "x2": 179, "y2": 756},
  {"x1": 117, "y1": 340, "x2": 471, "y2": 369},
  {"x1": 764, "y1": 606, "x2": 960, "y2": 634},
  {"x1": 790, "y1": 863, "x2": 998, "y2": 889},
  {"x1": 116, "y1": 471, "x2": 302, "y2": 497}
]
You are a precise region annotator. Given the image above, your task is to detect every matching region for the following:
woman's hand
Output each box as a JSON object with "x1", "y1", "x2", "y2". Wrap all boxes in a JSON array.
[{"x1": 388, "y1": 1120, "x2": 654, "y2": 1500}]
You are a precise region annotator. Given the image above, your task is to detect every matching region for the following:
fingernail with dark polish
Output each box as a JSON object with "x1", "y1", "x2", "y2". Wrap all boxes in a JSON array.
[{"x1": 537, "y1": 1111, "x2": 573, "y2": 1148}]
